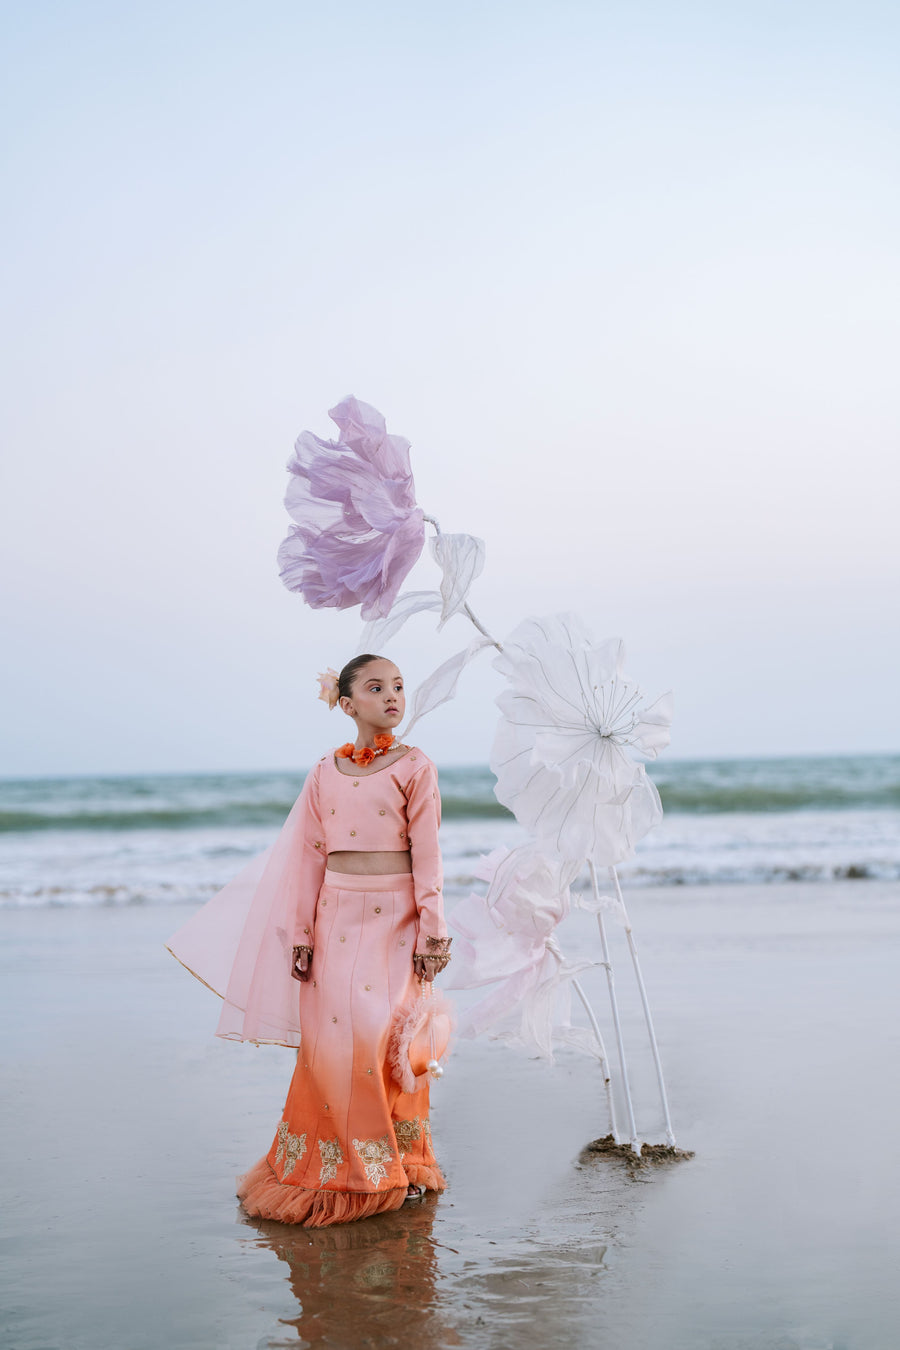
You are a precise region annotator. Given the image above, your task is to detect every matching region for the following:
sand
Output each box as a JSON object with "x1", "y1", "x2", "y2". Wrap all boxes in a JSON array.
[{"x1": 2, "y1": 879, "x2": 899, "y2": 1350}]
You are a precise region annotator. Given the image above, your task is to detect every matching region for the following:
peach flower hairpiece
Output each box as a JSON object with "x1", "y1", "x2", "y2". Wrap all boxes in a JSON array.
[{"x1": 317, "y1": 668, "x2": 340, "y2": 710}]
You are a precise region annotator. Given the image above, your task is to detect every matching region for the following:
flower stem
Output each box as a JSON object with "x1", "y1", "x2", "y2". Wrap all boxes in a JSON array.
[
  {"x1": 589, "y1": 860, "x2": 639, "y2": 1153},
  {"x1": 546, "y1": 941, "x2": 618, "y2": 1141},
  {"x1": 608, "y1": 865, "x2": 676, "y2": 1147}
]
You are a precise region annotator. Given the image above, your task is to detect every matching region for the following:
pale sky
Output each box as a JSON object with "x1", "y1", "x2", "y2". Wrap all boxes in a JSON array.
[{"x1": 2, "y1": 0, "x2": 899, "y2": 775}]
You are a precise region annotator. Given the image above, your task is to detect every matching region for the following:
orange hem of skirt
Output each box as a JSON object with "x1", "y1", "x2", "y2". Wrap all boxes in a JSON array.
[{"x1": 236, "y1": 1157, "x2": 445, "y2": 1228}]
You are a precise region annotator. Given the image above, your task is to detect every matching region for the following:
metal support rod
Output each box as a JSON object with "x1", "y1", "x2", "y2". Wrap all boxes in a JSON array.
[
  {"x1": 589, "y1": 860, "x2": 639, "y2": 1153},
  {"x1": 609, "y1": 865, "x2": 676, "y2": 1147}
]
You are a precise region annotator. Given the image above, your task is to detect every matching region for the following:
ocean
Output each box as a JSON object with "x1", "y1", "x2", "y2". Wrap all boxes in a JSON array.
[{"x1": 1, "y1": 754, "x2": 898, "y2": 910}]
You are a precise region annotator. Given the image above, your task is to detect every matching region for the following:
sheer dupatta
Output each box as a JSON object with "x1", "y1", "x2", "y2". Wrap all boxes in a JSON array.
[{"x1": 167, "y1": 774, "x2": 324, "y2": 1047}]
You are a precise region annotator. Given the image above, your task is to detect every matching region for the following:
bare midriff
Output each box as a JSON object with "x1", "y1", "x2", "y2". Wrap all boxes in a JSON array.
[{"x1": 326, "y1": 850, "x2": 413, "y2": 876}]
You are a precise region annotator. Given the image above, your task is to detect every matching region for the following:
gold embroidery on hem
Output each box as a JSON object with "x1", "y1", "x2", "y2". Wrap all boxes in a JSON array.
[
  {"x1": 318, "y1": 1136, "x2": 344, "y2": 1185},
  {"x1": 352, "y1": 1134, "x2": 395, "y2": 1187},
  {"x1": 393, "y1": 1117, "x2": 421, "y2": 1155},
  {"x1": 275, "y1": 1120, "x2": 308, "y2": 1177}
]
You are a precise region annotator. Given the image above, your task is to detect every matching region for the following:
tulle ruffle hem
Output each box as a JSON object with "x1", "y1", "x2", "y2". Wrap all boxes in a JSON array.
[{"x1": 236, "y1": 1157, "x2": 444, "y2": 1228}]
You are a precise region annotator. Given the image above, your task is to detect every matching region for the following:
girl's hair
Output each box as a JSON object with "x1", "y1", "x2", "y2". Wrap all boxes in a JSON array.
[{"x1": 338, "y1": 654, "x2": 389, "y2": 701}]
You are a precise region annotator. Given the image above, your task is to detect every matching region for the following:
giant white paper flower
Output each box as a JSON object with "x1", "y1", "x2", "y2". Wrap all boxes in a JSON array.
[
  {"x1": 491, "y1": 614, "x2": 673, "y2": 864},
  {"x1": 447, "y1": 844, "x2": 596, "y2": 1060}
]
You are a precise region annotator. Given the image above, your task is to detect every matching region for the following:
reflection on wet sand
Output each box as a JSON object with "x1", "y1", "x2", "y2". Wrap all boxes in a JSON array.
[
  {"x1": 241, "y1": 1162, "x2": 620, "y2": 1350},
  {"x1": 243, "y1": 1195, "x2": 462, "y2": 1349}
]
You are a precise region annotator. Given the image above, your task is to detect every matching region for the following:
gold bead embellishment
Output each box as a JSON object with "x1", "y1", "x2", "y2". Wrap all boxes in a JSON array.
[
  {"x1": 340, "y1": 935, "x2": 346, "y2": 942},
  {"x1": 410, "y1": 756, "x2": 417, "y2": 761},
  {"x1": 350, "y1": 830, "x2": 357, "y2": 837},
  {"x1": 399, "y1": 940, "x2": 406, "y2": 947},
  {"x1": 332, "y1": 1016, "x2": 337, "y2": 1023},
  {"x1": 353, "y1": 781, "x2": 359, "y2": 787},
  {"x1": 365, "y1": 984, "x2": 371, "y2": 990},
  {"x1": 379, "y1": 809, "x2": 386, "y2": 816},
  {"x1": 314, "y1": 841, "x2": 321, "y2": 849},
  {"x1": 374, "y1": 906, "x2": 381, "y2": 914},
  {"x1": 367, "y1": 1068, "x2": 373, "y2": 1075}
]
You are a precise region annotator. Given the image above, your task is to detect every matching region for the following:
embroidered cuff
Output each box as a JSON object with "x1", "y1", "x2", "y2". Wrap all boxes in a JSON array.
[
  {"x1": 414, "y1": 936, "x2": 452, "y2": 971},
  {"x1": 292, "y1": 944, "x2": 314, "y2": 958}
]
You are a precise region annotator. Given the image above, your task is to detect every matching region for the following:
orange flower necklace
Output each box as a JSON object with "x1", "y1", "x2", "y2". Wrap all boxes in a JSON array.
[{"x1": 336, "y1": 733, "x2": 397, "y2": 768}]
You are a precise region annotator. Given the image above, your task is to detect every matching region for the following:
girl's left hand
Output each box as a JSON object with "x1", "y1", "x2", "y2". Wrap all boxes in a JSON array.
[{"x1": 413, "y1": 955, "x2": 439, "y2": 982}]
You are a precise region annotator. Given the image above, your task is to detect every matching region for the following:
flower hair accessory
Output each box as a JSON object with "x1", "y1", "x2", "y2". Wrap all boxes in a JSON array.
[{"x1": 317, "y1": 668, "x2": 340, "y2": 710}]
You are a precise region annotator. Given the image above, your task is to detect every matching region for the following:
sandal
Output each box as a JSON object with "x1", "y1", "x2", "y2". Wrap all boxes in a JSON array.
[{"x1": 404, "y1": 1184, "x2": 424, "y2": 1202}]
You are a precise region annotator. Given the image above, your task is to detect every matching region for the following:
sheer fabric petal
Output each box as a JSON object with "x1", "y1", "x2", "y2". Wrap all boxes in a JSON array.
[
  {"x1": 278, "y1": 396, "x2": 425, "y2": 620},
  {"x1": 490, "y1": 614, "x2": 671, "y2": 865},
  {"x1": 401, "y1": 636, "x2": 494, "y2": 739},
  {"x1": 358, "y1": 590, "x2": 443, "y2": 651},
  {"x1": 429, "y1": 533, "x2": 486, "y2": 626},
  {"x1": 447, "y1": 845, "x2": 596, "y2": 1061}
]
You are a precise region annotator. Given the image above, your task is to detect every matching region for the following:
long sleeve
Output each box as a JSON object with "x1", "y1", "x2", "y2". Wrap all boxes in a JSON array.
[
  {"x1": 289, "y1": 761, "x2": 328, "y2": 948},
  {"x1": 404, "y1": 761, "x2": 449, "y2": 961}
]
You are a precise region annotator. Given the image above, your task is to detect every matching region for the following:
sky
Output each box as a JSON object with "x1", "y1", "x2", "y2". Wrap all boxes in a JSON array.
[{"x1": 2, "y1": 0, "x2": 899, "y2": 775}]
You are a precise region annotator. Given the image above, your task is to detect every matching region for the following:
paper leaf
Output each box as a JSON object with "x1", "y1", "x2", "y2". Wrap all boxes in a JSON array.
[
  {"x1": 429, "y1": 533, "x2": 486, "y2": 627},
  {"x1": 357, "y1": 590, "x2": 443, "y2": 651},
  {"x1": 402, "y1": 635, "x2": 494, "y2": 739}
]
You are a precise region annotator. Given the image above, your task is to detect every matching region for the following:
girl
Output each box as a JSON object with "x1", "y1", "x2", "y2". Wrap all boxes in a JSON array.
[{"x1": 168, "y1": 654, "x2": 451, "y2": 1228}]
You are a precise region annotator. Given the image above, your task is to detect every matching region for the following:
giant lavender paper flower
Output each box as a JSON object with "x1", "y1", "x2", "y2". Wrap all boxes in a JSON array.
[
  {"x1": 277, "y1": 397, "x2": 426, "y2": 621},
  {"x1": 491, "y1": 614, "x2": 673, "y2": 865}
]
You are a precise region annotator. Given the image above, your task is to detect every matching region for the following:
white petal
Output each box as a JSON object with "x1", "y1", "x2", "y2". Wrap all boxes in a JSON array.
[
  {"x1": 429, "y1": 533, "x2": 486, "y2": 626},
  {"x1": 631, "y1": 691, "x2": 675, "y2": 758}
]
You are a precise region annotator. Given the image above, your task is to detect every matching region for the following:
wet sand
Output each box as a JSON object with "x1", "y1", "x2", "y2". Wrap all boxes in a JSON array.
[{"x1": 2, "y1": 880, "x2": 899, "y2": 1349}]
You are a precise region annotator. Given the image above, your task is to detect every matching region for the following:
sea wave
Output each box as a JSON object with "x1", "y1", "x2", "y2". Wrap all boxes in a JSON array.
[
  {"x1": 1, "y1": 757, "x2": 897, "y2": 909},
  {"x1": 0, "y1": 755, "x2": 897, "y2": 832}
]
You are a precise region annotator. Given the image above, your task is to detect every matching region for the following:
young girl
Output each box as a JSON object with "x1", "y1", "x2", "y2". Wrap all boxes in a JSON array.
[{"x1": 168, "y1": 654, "x2": 451, "y2": 1228}]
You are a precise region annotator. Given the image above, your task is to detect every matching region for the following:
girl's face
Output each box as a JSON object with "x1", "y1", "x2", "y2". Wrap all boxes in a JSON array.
[{"x1": 343, "y1": 660, "x2": 405, "y2": 733}]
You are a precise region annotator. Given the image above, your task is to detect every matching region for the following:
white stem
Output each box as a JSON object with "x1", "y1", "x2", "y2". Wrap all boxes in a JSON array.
[
  {"x1": 463, "y1": 602, "x2": 503, "y2": 652},
  {"x1": 547, "y1": 942, "x2": 618, "y2": 1142},
  {"x1": 609, "y1": 865, "x2": 676, "y2": 1147},
  {"x1": 571, "y1": 978, "x2": 619, "y2": 1143},
  {"x1": 589, "y1": 860, "x2": 639, "y2": 1152}
]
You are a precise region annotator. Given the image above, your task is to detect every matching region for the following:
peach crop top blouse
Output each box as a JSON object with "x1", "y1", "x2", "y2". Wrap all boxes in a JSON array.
[{"x1": 289, "y1": 748, "x2": 446, "y2": 951}]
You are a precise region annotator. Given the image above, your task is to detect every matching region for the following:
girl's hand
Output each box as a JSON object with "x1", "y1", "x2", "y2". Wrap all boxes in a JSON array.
[
  {"x1": 291, "y1": 946, "x2": 312, "y2": 982},
  {"x1": 413, "y1": 955, "x2": 439, "y2": 983}
]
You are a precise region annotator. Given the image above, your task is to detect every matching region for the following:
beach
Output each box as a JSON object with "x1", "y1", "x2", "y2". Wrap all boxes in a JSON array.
[{"x1": 3, "y1": 874, "x2": 898, "y2": 1350}]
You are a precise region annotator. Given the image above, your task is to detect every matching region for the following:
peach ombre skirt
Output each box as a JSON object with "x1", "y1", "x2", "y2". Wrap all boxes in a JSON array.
[{"x1": 236, "y1": 872, "x2": 445, "y2": 1227}]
